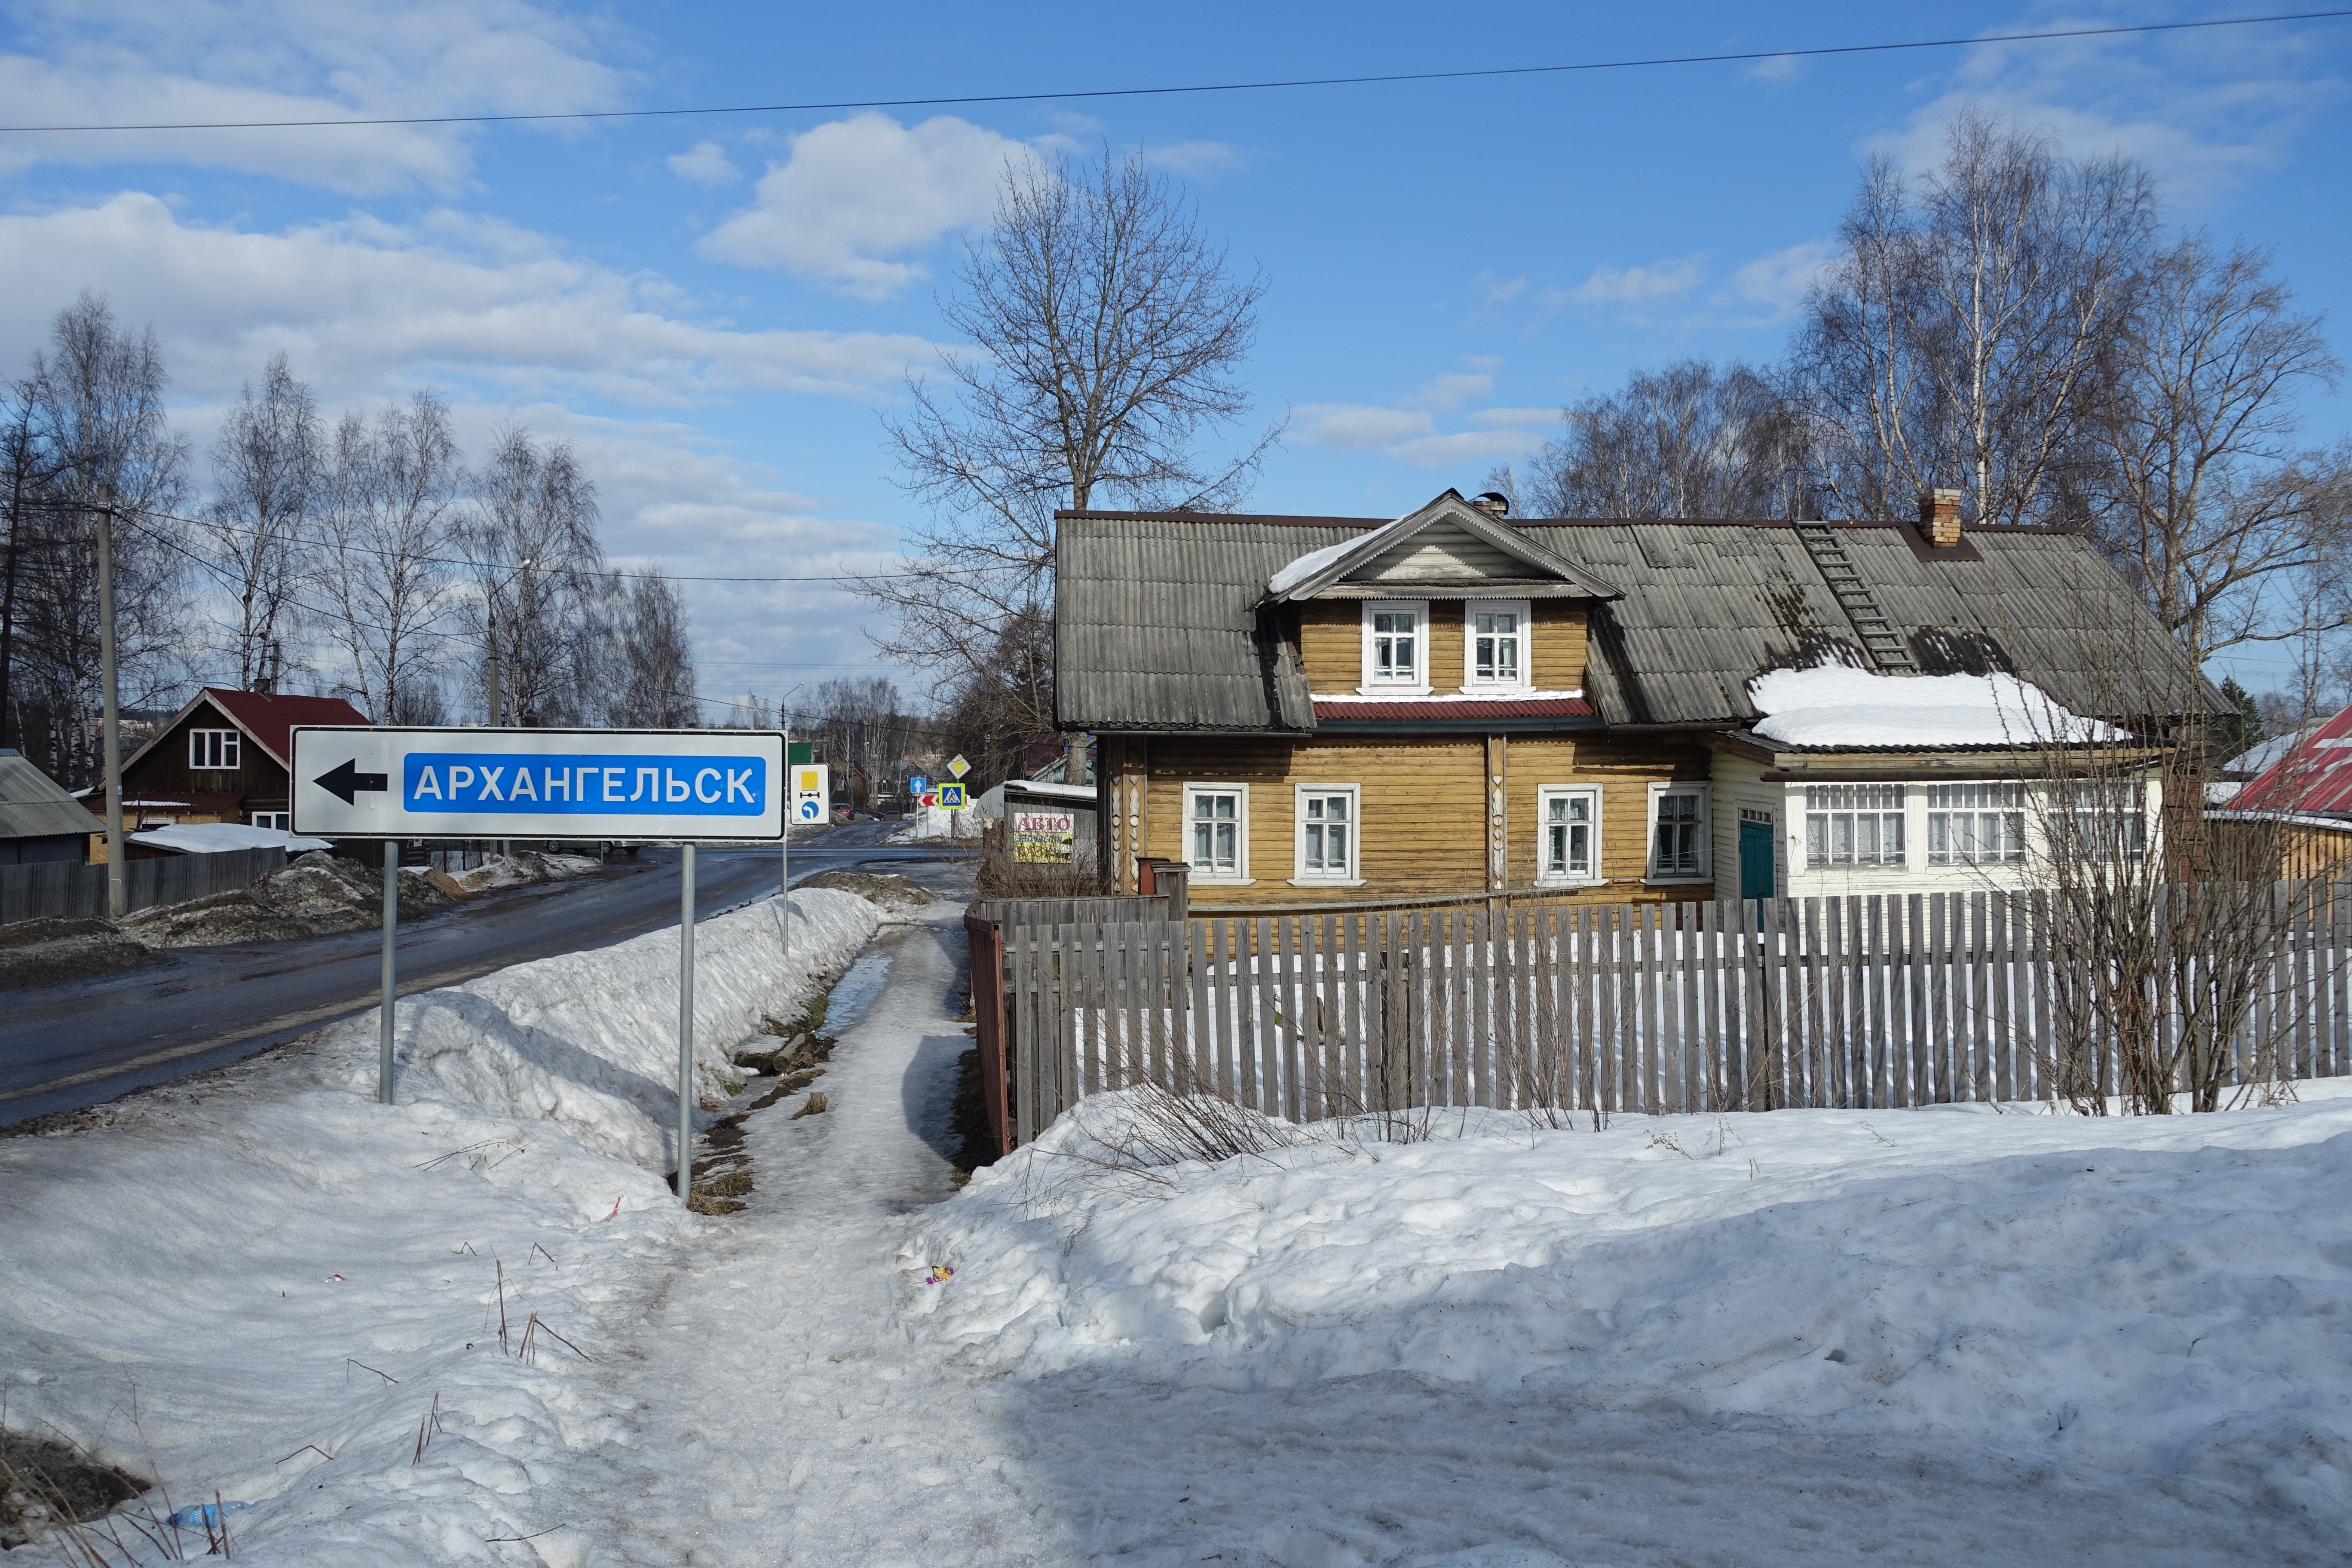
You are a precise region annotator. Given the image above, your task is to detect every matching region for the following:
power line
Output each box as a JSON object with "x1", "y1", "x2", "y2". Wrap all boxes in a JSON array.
[{"x1": 1, "y1": 12, "x2": 2344, "y2": 134}]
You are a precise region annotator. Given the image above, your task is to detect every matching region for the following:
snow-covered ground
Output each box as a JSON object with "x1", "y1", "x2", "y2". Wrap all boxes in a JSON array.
[
  {"x1": 0, "y1": 887, "x2": 878, "y2": 1563},
  {"x1": 889, "y1": 803, "x2": 981, "y2": 843},
  {"x1": 8, "y1": 870, "x2": 2349, "y2": 1564}
]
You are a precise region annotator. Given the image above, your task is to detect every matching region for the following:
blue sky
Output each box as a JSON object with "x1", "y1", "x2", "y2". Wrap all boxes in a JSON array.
[{"x1": 3, "y1": 0, "x2": 2346, "y2": 715}]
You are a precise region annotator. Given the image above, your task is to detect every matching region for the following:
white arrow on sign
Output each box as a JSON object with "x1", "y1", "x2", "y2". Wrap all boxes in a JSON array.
[{"x1": 291, "y1": 726, "x2": 786, "y2": 841}]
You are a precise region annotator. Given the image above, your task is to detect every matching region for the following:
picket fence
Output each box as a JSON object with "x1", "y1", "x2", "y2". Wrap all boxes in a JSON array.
[
  {"x1": 0, "y1": 846, "x2": 288, "y2": 925},
  {"x1": 968, "y1": 883, "x2": 2352, "y2": 1151}
]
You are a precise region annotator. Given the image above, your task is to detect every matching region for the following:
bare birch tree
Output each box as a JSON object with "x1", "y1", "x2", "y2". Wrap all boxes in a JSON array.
[
  {"x1": 2084, "y1": 234, "x2": 2346, "y2": 666},
  {"x1": 1522, "y1": 359, "x2": 1803, "y2": 518},
  {"x1": 203, "y1": 353, "x2": 318, "y2": 691},
  {"x1": 861, "y1": 146, "x2": 1279, "y2": 739},
  {"x1": 1793, "y1": 105, "x2": 2156, "y2": 527},
  {"x1": 19, "y1": 292, "x2": 190, "y2": 786},
  {"x1": 317, "y1": 392, "x2": 462, "y2": 722},
  {"x1": 594, "y1": 567, "x2": 699, "y2": 727},
  {"x1": 460, "y1": 425, "x2": 603, "y2": 726}
]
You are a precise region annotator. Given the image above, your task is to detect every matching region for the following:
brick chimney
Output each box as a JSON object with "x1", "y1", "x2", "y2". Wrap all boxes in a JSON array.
[{"x1": 1919, "y1": 488, "x2": 1964, "y2": 547}]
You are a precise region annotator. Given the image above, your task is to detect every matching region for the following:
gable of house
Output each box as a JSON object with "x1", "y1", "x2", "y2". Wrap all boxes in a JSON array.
[{"x1": 119, "y1": 688, "x2": 371, "y2": 819}]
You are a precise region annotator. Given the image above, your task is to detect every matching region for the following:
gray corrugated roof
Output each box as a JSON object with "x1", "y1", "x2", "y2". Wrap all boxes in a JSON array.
[
  {"x1": 0, "y1": 753, "x2": 101, "y2": 839},
  {"x1": 1054, "y1": 509, "x2": 2224, "y2": 733}
]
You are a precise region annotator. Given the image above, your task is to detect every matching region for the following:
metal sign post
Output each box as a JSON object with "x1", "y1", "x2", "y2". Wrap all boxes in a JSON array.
[
  {"x1": 292, "y1": 726, "x2": 785, "y2": 1204},
  {"x1": 677, "y1": 842, "x2": 696, "y2": 1200},
  {"x1": 379, "y1": 839, "x2": 398, "y2": 1103}
]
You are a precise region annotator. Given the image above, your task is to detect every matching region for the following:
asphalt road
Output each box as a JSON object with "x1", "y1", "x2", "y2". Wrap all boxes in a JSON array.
[{"x1": 0, "y1": 829, "x2": 956, "y2": 1128}]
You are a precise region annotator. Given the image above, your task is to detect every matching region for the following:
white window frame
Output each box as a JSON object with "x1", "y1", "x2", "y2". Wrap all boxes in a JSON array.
[
  {"x1": 1182, "y1": 782, "x2": 1252, "y2": 885},
  {"x1": 1802, "y1": 783, "x2": 1908, "y2": 871},
  {"x1": 1644, "y1": 781, "x2": 1712, "y2": 884},
  {"x1": 1535, "y1": 784, "x2": 1603, "y2": 886},
  {"x1": 1290, "y1": 782, "x2": 1363, "y2": 886},
  {"x1": 1925, "y1": 781, "x2": 2027, "y2": 867},
  {"x1": 1358, "y1": 599, "x2": 1430, "y2": 695},
  {"x1": 1462, "y1": 599, "x2": 1533, "y2": 692},
  {"x1": 249, "y1": 811, "x2": 291, "y2": 831},
  {"x1": 190, "y1": 728, "x2": 241, "y2": 770}
]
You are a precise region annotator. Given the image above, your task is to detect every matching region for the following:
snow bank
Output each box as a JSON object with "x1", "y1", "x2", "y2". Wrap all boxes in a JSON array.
[
  {"x1": 128, "y1": 822, "x2": 332, "y2": 854},
  {"x1": 0, "y1": 885, "x2": 882, "y2": 1561},
  {"x1": 908, "y1": 1090, "x2": 2352, "y2": 1519},
  {"x1": 441, "y1": 849, "x2": 600, "y2": 893},
  {"x1": 321, "y1": 888, "x2": 879, "y2": 1168},
  {"x1": 1748, "y1": 664, "x2": 2121, "y2": 747},
  {"x1": 889, "y1": 803, "x2": 980, "y2": 842}
]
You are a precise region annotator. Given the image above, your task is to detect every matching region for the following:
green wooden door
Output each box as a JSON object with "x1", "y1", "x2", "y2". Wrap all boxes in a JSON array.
[{"x1": 1739, "y1": 818, "x2": 1776, "y2": 900}]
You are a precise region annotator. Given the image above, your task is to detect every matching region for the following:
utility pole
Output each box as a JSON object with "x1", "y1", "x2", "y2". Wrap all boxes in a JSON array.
[
  {"x1": 94, "y1": 483, "x2": 125, "y2": 917},
  {"x1": 780, "y1": 710, "x2": 791, "y2": 976}
]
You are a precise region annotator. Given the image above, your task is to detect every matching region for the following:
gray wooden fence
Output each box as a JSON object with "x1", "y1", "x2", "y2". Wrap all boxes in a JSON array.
[
  {"x1": 0, "y1": 847, "x2": 288, "y2": 925},
  {"x1": 995, "y1": 884, "x2": 2352, "y2": 1145}
]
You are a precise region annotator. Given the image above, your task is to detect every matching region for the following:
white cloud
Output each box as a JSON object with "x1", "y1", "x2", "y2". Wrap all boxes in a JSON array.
[
  {"x1": 1725, "y1": 239, "x2": 1835, "y2": 316},
  {"x1": 0, "y1": 0, "x2": 628, "y2": 195},
  {"x1": 1476, "y1": 272, "x2": 1528, "y2": 304},
  {"x1": 0, "y1": 193, "x2": 937, "y2": 407},
  {"x1": 666, "y1": 141, "x2": 741, "y2": 188},
  {"x1": 1296, "y1": 404, "x2": 1434, "y2": 451},
  {"x1": 1469, "y1": 407, "x2": 1559, "y2": 429},
  {"x1": 1386, "y1": 427, "x2": 1547, "y2": 469},
  {"x1": 1745, "y1": 53, "x2": 1802, "y2": 84},
  {"x1": 699, "y1": 113, "x2": 1040, "y2": 301},
  {"x1": 1296, "y1": 367, "x2": 1556, "y2": 469},
  {"x1": 1140, "y1": 140, "x2": 1246, "y2": 178},
  {"x1": 1871, "y1": 17, "x2": 2347, "y2": 211},
  {"x1": 1412, "y1": 371, "x2": 1493, "y2": 411},
  {"x1": 1559, "y1": 256, "x2": 1708, "y2": 305}
]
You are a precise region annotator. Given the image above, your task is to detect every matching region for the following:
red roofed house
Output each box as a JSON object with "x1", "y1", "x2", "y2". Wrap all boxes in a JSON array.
[
  {"x1": 93, "y1": 688, "x2": 371, "y2": 858},
  {"x1": 2218, "y1": 701, "x2": 2352, "y2": 880}
]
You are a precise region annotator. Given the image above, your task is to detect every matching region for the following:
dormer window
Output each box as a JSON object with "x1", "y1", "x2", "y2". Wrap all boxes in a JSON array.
[
  {"x1": 1464, "y1": 600, "x2": 1531, "y2": 690},
  {"x1": 1360, "y1": 600, "x2": 1428, "y2": 693}
]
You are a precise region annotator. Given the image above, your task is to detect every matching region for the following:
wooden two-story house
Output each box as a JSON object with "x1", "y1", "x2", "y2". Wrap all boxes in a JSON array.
[
  {"x1": 98, "y1": 687, "x2": 372, "y2": 854},
  {"x1": 1057, "y1": 488, "x2": 2216, "y2": 905}
]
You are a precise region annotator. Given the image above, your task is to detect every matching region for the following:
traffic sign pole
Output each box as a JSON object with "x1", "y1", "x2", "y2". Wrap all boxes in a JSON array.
[
  {"x1": 677, "y1": 842, "x2": 696, "y2": 1202},
  {"x1": 379, "y1": 839, "x2": 398, "y2": 1103}
]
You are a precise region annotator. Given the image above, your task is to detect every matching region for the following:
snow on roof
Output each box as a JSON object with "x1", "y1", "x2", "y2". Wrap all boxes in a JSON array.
[
  {"x1": 1005, "y1": 778, "x2": 1098, "y2": 802},
  {"x1": 1266, "y1": 532, "x2": 1376, "y2": 597},
  {"x1": 2224, "y1": 729, "x2": 2309, "y2": 776},
  {"x1": 1747, "y1": 665, "x2": 2122, "y2": 749},
  {"x1": 129, "y1": 822, "x2": 334, "y2": 855}
]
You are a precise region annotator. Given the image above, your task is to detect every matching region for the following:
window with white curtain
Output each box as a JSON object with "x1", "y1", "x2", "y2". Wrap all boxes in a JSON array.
[
  {"x1": 1926, "y1": 782, "x2": 2025, "y2": 865},
  {"x1": 1804, "y1": 783, "x2": 1906, "y2": 868}
]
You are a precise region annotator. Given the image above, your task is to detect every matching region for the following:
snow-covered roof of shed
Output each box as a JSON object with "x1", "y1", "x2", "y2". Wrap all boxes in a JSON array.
[
  {"x1": 1746, "y1": 666, "x2": 2123, "y2": 750},
  {"x1": 129, "y1": 822, "x2": 334, "y2": 855}
]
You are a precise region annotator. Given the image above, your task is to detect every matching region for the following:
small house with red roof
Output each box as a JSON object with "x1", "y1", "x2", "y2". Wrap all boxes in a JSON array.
[
  {"x1": 98, "y1": 688, "x2": 371, "y2": 847},
  {"x1": 2214, "y1": 701, "x2": 2352, "y2": 879}
]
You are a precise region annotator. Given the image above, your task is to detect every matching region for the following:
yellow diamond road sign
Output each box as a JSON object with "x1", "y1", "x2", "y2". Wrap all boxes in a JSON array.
[{"x1": 946, "y1": 754, "x2": 970, "y2": 779}]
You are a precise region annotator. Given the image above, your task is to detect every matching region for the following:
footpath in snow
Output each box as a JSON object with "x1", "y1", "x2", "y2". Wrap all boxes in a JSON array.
[
  {"x1": 0, "y1": 885, "x2": 879, "y2": 1563},
  {"x1": 539, "y1": 921, "x2": 2351, "y2": 1565}
]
